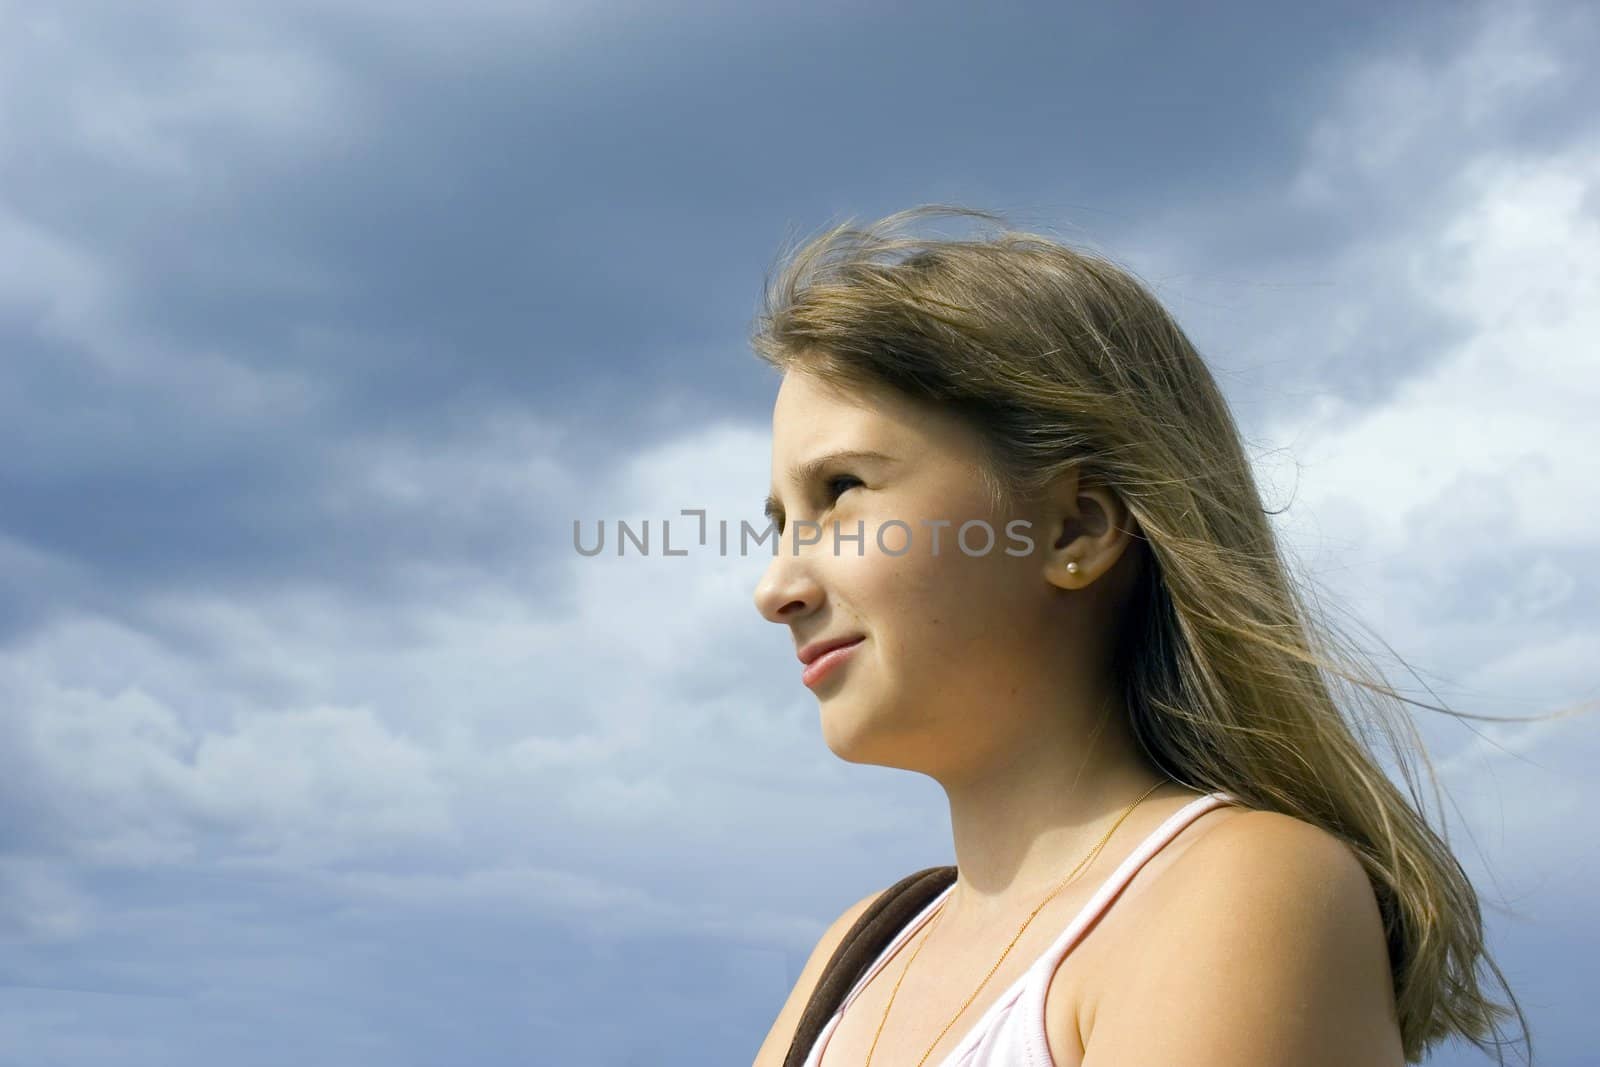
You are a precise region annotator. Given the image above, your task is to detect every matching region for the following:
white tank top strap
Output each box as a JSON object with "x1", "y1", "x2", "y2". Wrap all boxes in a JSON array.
[
  {"x1": 834, "y1": 879, "x2": 957, "y2": 1016},
  {"x1": 1027, "y1": 789, "x2": 1237, "y2": 978},
  {"x1": 1009, "y1": 789, "x2": 1240, "y2": 1057},
  {"x1": 806, "y1": 789, "x2": 1242, "y2": 1067}
]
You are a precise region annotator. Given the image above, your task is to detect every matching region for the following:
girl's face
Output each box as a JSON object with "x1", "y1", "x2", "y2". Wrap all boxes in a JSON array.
[{"x1": 754, "y1": 370, "x2": 1070, "y2": 777}]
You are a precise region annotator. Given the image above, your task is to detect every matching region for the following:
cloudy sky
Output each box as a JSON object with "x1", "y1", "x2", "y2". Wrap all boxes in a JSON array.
[{"x1": 1, "y1": 0, "x2": 1596, "y2": 1064}]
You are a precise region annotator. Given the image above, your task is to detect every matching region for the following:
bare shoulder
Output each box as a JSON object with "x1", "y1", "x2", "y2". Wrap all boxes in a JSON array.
[
  {"x1": 750, "y1": 885, "x2": 885, "y2": 1067},
  {"x1": 1162, "y1": 809, "x2": 1389, "y2": 947},
  {"x1": 1083, "y1": 809, "x2": 1405, "y2": 1066},
  {"x1": 1169, "y1": 807, "x2": 1373, "y2": 893}
]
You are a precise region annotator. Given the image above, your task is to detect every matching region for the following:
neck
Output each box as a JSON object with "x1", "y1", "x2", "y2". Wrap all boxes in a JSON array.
[{"x1": 936, "y1": 698, "x2": 1185, "y2": 931}]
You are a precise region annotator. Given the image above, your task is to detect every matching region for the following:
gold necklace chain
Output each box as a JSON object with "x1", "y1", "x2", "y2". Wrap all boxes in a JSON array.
[{"x1": 862, "y1": 780, "x2": 1167, "y2": 1067}]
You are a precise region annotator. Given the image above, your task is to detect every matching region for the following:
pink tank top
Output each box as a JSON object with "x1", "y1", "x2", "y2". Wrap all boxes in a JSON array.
[{"x1": 802, "y1": 790, "x2": 1238, "y2": 1067}]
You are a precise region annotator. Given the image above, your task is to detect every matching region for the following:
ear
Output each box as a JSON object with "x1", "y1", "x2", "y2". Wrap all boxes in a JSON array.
[{"x1": 1040, "y1": 467, "x2": 1137, "y2": 592}]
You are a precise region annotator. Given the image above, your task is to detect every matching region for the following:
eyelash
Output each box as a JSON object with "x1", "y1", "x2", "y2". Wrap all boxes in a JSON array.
[
  {"x1": 823, "y1": 473, "x2": 862, "y2": 502},
  {"x1": 771, "y1": 474, "x2": 862, "y2": 534}
]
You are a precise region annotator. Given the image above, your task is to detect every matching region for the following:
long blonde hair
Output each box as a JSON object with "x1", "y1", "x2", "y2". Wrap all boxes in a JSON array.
[{"x1": 749, "y1": 204, "x2": 1564, "y2": 1064}]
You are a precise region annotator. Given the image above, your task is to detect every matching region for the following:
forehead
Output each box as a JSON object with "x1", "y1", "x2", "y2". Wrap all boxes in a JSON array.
[{"x1": 771, "y1": 371, "x2": 919, "y2": 455}]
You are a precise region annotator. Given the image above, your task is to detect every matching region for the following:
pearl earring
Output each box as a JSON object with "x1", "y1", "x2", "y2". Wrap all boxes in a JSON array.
[{"x1": 1066, "y1": 561, "x2": 1080, "y2": 574}]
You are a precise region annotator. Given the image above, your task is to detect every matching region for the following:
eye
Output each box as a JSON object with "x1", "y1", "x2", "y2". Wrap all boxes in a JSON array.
[
  {"x1": 768, "y1": 474, "x2": 864, "y2": 534},
  {"x1": 823, "y1": 473, "x2": 863, "y2": 502}
]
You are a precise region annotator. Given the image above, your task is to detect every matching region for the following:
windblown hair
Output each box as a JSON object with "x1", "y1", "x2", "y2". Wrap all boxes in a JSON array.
[{"x1": 749, "y1": 205, "x2": 1537, "y2": 1064}]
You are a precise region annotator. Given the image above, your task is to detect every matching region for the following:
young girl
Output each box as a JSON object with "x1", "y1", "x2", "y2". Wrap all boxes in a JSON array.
[{"x1": 748, "y1": 207, "x2": 1527, "y2": 1066}]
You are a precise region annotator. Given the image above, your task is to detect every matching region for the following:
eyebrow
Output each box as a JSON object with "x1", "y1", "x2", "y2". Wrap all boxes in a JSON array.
[{"x1": 763, "y1": 449, "x2": 897, "y2": 524}]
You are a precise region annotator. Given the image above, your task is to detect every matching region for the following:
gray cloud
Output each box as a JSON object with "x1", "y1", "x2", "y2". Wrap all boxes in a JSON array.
[{"x1": 2, "y1": 0, "x2": 1596, "y2": 1063}]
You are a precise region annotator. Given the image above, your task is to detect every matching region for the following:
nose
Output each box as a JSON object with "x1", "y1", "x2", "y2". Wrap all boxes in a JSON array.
[{"x1": 752, "y1": 549, "x2": 822, "y2": 625}]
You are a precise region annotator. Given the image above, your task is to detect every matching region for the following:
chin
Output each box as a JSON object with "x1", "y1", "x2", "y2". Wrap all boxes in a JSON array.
[
  {"x1": 818, "y1": 696, "x2": 878, "y2": 760},
  {"x1": 819, "y1": 698, "x2": 918, "y2": 770}
]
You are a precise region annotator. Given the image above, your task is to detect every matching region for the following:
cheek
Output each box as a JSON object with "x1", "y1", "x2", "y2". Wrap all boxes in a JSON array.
[{"x1": 852, "y1": 546, "x2": 1019, "y2": 651}]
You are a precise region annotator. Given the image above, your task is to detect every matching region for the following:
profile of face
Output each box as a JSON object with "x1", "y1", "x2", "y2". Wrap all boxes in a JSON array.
[{"x1": 754, "y1": 369, "x2": 1105, "y2": 781}]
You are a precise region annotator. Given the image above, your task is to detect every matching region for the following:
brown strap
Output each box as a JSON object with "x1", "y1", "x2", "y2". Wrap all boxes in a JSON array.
[{"x1": 783, "y1": 865, "x2": 959, "y2": 1067}]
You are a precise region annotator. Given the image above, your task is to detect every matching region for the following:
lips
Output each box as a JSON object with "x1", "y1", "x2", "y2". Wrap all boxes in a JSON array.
[
  {"x1": 797, "y1": 634, "x2": 865, "y2": 666},
  {"x1": 800, "y1": 636, "x2": 864, "y2": 688}
]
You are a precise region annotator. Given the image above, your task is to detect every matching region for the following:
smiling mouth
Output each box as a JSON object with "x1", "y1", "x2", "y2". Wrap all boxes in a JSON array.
[{"x1": 801, "y1": 637, "x2": 864, "y2": 687}]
